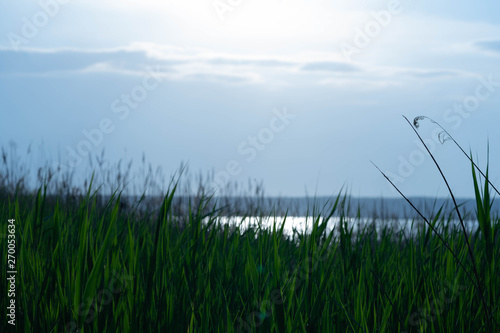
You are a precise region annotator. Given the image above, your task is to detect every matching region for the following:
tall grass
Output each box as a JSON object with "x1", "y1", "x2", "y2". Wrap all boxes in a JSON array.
[{"x1": 0, "y1": 122, "x2": 499, "y2": 332}]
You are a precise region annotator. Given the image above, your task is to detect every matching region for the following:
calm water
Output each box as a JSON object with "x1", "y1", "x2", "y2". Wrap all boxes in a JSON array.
[{"x1": 206, "y1": 215, "x2": 480, "y2": 237}]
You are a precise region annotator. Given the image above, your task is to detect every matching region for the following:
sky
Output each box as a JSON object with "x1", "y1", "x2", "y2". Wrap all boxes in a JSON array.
[{"x1": 1, "y1": 0, "x2": 500, "y2": 198}]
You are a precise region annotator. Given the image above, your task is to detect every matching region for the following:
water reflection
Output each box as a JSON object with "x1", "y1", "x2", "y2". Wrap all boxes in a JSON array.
[{"x1": 205, "y1": 216, "x2": 480, "y2": 237}]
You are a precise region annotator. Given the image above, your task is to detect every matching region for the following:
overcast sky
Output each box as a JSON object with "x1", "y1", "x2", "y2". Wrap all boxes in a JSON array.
[{"x1": 1, "y1": 0, "x2": 500, "y2": 197}]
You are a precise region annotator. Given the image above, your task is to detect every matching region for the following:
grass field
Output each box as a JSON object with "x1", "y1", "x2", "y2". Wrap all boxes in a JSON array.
[{"x1": 1, "y1": 120, "x2": 499, "y2": 332}]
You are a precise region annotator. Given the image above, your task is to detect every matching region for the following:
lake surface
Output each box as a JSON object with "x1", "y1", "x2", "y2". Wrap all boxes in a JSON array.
[
  {"x1": 207, "y1": 215, "x2": 481, "y2": 237},
  {"x1": 121, "y1": 195, "x2": 497, "y2": 235}
]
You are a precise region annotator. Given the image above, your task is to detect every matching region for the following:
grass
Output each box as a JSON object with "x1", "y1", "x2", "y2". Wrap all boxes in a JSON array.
[{"x1": 0, "y1": 117, "x2": 499, "y2": 332}]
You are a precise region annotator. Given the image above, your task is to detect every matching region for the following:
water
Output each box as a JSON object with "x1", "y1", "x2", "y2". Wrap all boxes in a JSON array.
[{"x1": 205, "y1": 215, "x2": 480, "y2": 237}]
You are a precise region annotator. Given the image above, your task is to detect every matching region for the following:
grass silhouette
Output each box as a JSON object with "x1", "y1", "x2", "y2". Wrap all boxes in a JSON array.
[{"x1": 0, "y1": 119, "x2": 499, "y2": 332}]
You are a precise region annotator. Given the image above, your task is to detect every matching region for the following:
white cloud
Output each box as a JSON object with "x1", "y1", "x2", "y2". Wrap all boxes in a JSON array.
[{"x1": 0, "y1": 43, "x2": 482, "y2": 89}]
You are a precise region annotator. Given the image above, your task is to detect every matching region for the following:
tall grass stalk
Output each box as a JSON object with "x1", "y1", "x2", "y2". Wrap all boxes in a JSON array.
[{"x1": 413, "y1": 116, "x2": 500, "y2": 196}]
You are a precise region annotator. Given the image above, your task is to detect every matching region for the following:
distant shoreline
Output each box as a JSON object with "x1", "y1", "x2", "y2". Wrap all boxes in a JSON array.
[{"x1": 111, "y1": 195, "x2": 499, "y2": 219}]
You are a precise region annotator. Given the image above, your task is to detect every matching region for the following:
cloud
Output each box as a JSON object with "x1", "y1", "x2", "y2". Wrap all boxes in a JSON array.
[
  {"x1": 0, "y1": 47, "x2": 158, "y2": 75},
  {"x1": 183, "y1": 73, "x2": 260, "y2": 84},
  {"x1": 0, "y1": 44, "x2": 355, "y2": 83},
  {"x1": 206, "y1": 58, "x2": 296, "y2": 68},
  {"x1": 474, "y1": 40, "x2": 500, "y2": 53},
  {"x1": 0, "y1": 45, "x2": 293, "y2": 80},
  {"x1": 0, "y1": 43, "x2": 475, "y2": 88},
  {"x1": 319, "y1": 77, "x2": 400, "y2": 90},
  {"x1": 300, "y1": 61, "x2": 358, "y2": 73},
  {"x1": 403, "y1": 69, "x2": 462, "y2": 79}
]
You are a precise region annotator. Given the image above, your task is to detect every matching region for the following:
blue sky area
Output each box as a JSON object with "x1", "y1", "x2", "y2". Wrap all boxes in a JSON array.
[{"x1": 1, "y1": 0, "x2": 500, "y2": 197}]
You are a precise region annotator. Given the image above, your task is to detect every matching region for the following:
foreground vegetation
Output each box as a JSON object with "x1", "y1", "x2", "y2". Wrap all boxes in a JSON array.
[
  {"x1": 1, "y1": 117, "x2": 499, "y2": 332},
  {"x1": 0, "y1": 175, "x2": 498, "y2": 332}
]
